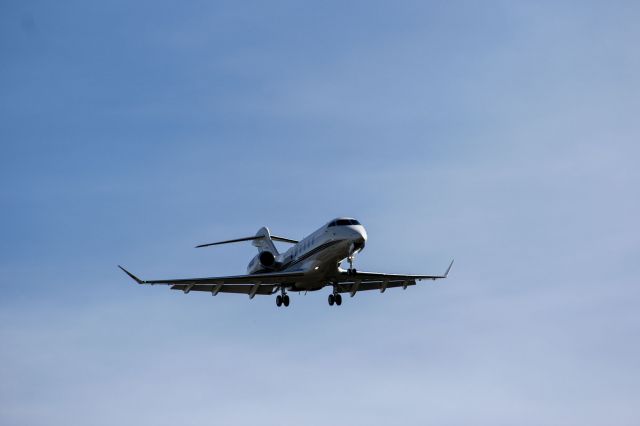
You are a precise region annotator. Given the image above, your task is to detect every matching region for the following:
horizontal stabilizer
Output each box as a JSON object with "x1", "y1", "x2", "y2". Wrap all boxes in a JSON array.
[
  {"x1": 271, "y1": 236, "x2": 299, "y2": 244},
  {"x1": 195, "y1": 236, "x2": 260, "y2": 248},
  {"x1": 196, "y1": 235, "x2": 298, "y2": 248}
]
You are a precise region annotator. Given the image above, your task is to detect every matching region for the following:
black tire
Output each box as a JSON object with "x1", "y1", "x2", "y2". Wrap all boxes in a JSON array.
[
  {"x1": 335, "y1": 294, "x2": 342, "y2": 306},
  {"x1": 276, "y1": 295, "x2": 282, "y2": 307},
  {"x1": 328, "y1": 294, "x2": 335, "y2": 306},
  {"x1": 283, "y1": 294, "x2": 290, "y2": 307}
]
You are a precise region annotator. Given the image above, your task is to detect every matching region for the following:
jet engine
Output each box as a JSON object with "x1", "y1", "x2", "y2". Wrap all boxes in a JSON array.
[
  {"x1": 259, "y1": 251, "x2": 276, "y2": 268},
  {"x1": 247, "y1": 251, "x2": 280, "y2": 274}
]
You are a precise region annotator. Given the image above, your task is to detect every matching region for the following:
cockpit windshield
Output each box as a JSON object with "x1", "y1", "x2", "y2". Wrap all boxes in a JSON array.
[{"x1": 328, "y1": 219, "x2": 360, "y2": 227}]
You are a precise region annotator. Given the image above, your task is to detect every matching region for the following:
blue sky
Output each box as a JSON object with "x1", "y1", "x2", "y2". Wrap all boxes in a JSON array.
[{"x1": 1, "y1": 1, "x2": 639, "y2": 425}]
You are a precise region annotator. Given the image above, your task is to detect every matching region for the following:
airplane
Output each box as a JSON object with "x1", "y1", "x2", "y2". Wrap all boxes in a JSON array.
[{"x1": 118, "y1": 217, "x2": 453, "y2": 307}]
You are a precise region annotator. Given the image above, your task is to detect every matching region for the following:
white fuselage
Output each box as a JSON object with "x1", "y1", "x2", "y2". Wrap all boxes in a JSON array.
[{"x1": 246, "y1": 218, "x2": 367, "y2": 291}]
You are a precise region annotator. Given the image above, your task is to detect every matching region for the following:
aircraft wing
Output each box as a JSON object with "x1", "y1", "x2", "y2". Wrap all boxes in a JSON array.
[
  {"x1": 170, "y1": 283, "x2": 279, "y2": 296},
  {"x1": 118, "y1": 266, "x2": 304, "y2": 297},
  {"x1": 333, "y1": 260, "x2": 454, "y2": 295}
]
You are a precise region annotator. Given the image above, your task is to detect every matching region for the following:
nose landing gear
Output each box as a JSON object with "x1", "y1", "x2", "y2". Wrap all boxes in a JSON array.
[
  {"x1": 346, "y1": 242, "x2": 359, "y2": 275},
  {"x1": 346, "y1": 256, "x2": 358, "y2": 275}
]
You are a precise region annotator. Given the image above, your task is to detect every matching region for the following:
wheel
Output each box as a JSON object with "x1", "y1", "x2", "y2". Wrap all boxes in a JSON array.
[
  {"x1": 283, "y1": 294, "x2": 290, "y2": 307},
  {"x1": 328, "y1": 294, "x2": 335, "y2": 306},
  {"x1": 335, "y1": 294, "x2": 342, "y2": 306},
  {"x1": 276, "y1": 295, "x2": 282, "y2": 307}
]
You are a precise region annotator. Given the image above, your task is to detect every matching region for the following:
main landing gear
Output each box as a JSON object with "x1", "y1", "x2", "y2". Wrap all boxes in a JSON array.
[
  {"x1": 328, "y1": 292, "x2": 342, "y2": 306},
  {"x1": 275, "y1": 294, "x2": 290, "y2": 307},
  {"x1": 276, "y1": 289, "x2": 290, "y2": 308},
  {"x1": 276, "y1": 287, "x2": 289, "y2": 308}
]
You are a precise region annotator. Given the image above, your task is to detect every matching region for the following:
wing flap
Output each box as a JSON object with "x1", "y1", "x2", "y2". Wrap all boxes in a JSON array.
[
  {"x1": 335, "y1": 280, "x2": 416, "y2": 293},
  {"x1": 118, "y1": 266, "x2": 305, "y2": 286},
  {"x1": 338, "y1": 272, "x2": 444, "y2": 281},
  {"x1": 170, "y1": 284, "x2": 277, "y2": 295},
  {"x1": 336, "y1": 260, "x2": 454, "y2": 283}
]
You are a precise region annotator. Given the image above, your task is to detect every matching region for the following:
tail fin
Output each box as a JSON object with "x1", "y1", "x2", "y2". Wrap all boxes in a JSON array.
[{"x1": 252, "y1": 227, "x2": 279, "y2": 255}]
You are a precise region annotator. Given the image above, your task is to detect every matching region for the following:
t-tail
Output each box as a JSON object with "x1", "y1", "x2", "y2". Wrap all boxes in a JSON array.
[
  {"x1": 195, "y1": 227, "x2": 299, "y2": 274},
  {"x1": 251, "y1": 227, "x2": 279, "y2": 255}
]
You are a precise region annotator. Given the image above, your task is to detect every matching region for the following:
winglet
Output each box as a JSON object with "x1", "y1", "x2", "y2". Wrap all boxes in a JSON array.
[
  {"x1": 444, "y1": 259, "x2": 454, "y2": 278},
  {"x1": 118, "y1": 265, "x2": 144, "y2": 284}
]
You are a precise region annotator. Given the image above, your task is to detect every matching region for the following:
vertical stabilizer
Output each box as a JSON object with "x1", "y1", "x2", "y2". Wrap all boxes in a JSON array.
[{"x1": 252, "y1": 227, "x2": 279, "y2": 255}]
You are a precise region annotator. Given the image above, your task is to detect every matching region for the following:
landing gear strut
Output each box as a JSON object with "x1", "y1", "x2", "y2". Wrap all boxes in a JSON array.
[
  {"x1": 346, "y1": 255, "x2": 357, "y2": 275},
  {"x1": 276, "y1": 288, "x2": 290, "y2": 308}
]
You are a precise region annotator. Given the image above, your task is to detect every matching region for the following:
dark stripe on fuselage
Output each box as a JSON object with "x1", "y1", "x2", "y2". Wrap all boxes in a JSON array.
[
  {"x1": 254, "y1": 239, "x2": 345, "y2": 274},
  {"x1": 283, "y1": 239, "x2": 344, "y2": 270}
]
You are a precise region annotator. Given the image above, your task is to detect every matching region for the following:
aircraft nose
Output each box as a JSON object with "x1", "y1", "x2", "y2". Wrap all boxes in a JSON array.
[
  {"x1": 358, "y1": 227, "x2": 367, "y2": 242},
  {"x1": 350, "y1": 226, "x2": 367, "y2": 251}
]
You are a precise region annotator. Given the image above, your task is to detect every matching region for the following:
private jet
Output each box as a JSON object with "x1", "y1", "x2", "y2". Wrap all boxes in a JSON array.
[{"x1": 119, "y1": 218, "x2": 453, "y2": 307}]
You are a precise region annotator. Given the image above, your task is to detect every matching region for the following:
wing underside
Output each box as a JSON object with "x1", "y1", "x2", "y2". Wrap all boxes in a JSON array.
[
  {"x1": 118, "y1": 266, "x2": 304, "y2": 297},
  {"x1": 335, "y1": 280, "x2": 416, "y2": 293},
  {"x1": 170, "y1": 283, "x2": 278, "y2": 295},
  {"x1": 118, "y1": 260, "x2": 453, "y2": 297},
  {"x1": 331, "y1": 260, "x2": 454, "y2": 294}
]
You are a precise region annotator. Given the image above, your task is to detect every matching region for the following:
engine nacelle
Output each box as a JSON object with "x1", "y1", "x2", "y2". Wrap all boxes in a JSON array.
[
  {"x1": 259, "y1": 251, "x2": 276, "y2": 268},
  {"x1": 247, "y1": 251, "x2": 279, "y2": 274}
]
